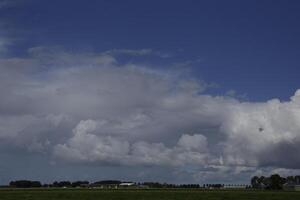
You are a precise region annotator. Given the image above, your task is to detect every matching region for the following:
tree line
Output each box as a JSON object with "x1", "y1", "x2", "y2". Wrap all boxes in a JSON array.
[
  {"x1": 8, "y1": 174, "x2": 299, "y2": 189},
  {"x1": 7, "y1": 180, "x2": 203, "y2": 188},
  {"x1": 9, "y1": 180, "x2": 90, "y2": 188},
  {"x1": 251, "y1": 174, "x2": 300, "y2": 190}
]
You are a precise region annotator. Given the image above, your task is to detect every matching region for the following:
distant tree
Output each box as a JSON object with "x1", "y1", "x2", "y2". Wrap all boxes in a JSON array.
[
  {"x1": 251, "y1": 174, "x2": 289, "y2": 190},
  {"x1": 52, "y1": 181, "x2": 59, "y2": 187},
  {"x1": 51, "y1": 181, "x2": 71, "y2": 187},
  {"x1": 142, "y1": 182, "x2": 163, "y2": 188},
  {"x1": 31, "y1": 181, "x2": 42, "y2": 187},
  {"x1": 286, "y1": 176, "x2": 295, "y2": 184},
  {"x1": 257, "y1": 176, "x2": 265, "y2": 185},
  {"x1": 269, "y1": 174, "x2": 286, "y2": 190},
  {"x1": 93, "y1": 180, "x2": 121, "y2": 185},
  {"x1": 9, "y1": 180, "x2": 41, "y2": 188},
  {"x1": 71, "y1": 181, "x2": 89, "y2": 187},
  {"x1": 251, "y1": 176, "x2": 259, "y2": 188},
  {"x1": 261, "y1": 176, "x2": 271, "y2": 189},
  {"x1": 59, "y1": 181, "x2": 71, "y2": 187}
]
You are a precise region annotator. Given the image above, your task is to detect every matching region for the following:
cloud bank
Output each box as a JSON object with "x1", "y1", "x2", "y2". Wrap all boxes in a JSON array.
[{"x1": 1, "y1": 47, "x2": 300, "y2": 182}]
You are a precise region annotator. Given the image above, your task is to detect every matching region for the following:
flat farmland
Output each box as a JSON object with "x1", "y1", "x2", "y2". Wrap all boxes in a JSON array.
[{"x1": 1, "y1": 189, "x2": 300, "y2": 200}]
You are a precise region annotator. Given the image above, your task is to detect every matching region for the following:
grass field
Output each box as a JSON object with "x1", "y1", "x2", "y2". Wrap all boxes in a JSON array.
[{"x1": 1, "y1": 188, "x2": 300, "y2": 200}]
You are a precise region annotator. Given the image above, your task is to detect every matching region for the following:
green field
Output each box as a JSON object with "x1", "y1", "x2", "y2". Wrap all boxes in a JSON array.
[{"x1": 1, "y1": 189, "x2": 300, "y2": 200}]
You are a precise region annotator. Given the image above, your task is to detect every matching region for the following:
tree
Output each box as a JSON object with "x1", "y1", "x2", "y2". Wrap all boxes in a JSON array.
[
  {"x1": 269, "y1": 174, "x2": 286, "y2": 190},
  {"x1": 9, "y1": 180, "x2": 41, "y2": 188},
  {"x1": 251, "y1": 176, "x2": 260, "y2": 188},
  {"x1": 251, "y1": 174, "x2": 287, "y2": 190},
  {"x1": 71, "y1": 181, "x2": 89, "y2": 187},
  {"x1": 286, "y1": 176, "x2": 295, "y2": 184}
]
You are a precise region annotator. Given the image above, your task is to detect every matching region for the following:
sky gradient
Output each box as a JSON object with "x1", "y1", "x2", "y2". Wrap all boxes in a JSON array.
[{"x1": 1, "y1": 0, "x2": 300, "y2": 184}]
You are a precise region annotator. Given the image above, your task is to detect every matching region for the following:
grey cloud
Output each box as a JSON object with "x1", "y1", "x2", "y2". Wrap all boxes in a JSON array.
[
  {"x1": 102, "y1": 48, "x2": 172, "y2": 58},
  {"x1": 103, "y1": 49, "x2": 153, "y2": 56}
]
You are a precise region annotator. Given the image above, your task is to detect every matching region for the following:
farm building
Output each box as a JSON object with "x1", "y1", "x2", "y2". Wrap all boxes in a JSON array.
[
  {"x1": 283, "y1": 183, "x2": 300, "y2": 191},
  {"x1": 223, "y1": 184, "x2": 248, "y2": 189},
  {"x1": 90, "y1": 180, "x2": 121, "y2": 189},
  {"x1": 119, "y1": 182, "x2": 135, "y2": 187}
]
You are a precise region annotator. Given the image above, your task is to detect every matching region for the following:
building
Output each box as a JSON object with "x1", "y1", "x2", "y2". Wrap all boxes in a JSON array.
[
  {"x1": 90, "y1": 180, "x2": 121, "y2": 189},
  {"x1": 119, "y1": 182, "x2": 135, "y2": 187},
  {"x1": 223, "y1": 184, "x2": 248, "y2": 189},
  {"x1": 283, "y1": 183, "x2": 300, "y2": 191}
]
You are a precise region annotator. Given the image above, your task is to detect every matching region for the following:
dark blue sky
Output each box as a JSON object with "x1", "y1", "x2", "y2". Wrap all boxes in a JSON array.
[{"x1": 2, "y1": 0, "x2": 300, "y2": 100}]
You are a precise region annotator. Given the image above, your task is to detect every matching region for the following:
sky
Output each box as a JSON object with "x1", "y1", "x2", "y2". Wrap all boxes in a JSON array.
[{"x1": 0, "y1": 0, "x2": 300, "y2": 184}]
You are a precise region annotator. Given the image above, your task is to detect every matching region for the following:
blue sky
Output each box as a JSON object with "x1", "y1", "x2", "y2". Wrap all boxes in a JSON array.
[
  {"x1": 2, "y1": 0, "x2": 300, "y2": 101},
  {"x1": 1, "y1": 0, "x2": 300, "y2": 185}
]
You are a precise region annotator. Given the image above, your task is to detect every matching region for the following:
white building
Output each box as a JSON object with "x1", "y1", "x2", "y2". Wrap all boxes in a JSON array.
[
  {"x1": 119, "y1": 182, "x2": 135, "y2": 187},
  {"x1": 223, "y1": 184, "x2": 247, "y2": 189}
]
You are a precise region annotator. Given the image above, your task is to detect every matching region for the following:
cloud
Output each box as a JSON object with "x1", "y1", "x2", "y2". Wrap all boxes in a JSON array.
[
  {"x1": 1, "y1": 47, "x2": 300, "y2": 182},
  {"x1": 53, "y1": 120, "x2": 131, "y2": 164},
  {"x1": 53, "y1": 120, "x2": 209, "y2": 167},
  {"x1": 0, "y1": 38, "x2": 9, "y2": 54},
  {"x1": 102, "y1": 48, "x2": 172, "y2": 58},
  {"x1": 177, "y1": 134, "x2": 208, "y2": 152},
  {"x1": 103, "y1": 49, "x2": 153, "y2": 56},
  {"x1": 221, "y1": 94, "x2": 300, "y2": 168},
  {"x1": 0, "y1": 0, "x2": 23, "y2": 9},
  {"x1": 0, "y1": 0, "x2": 20, "y2": 55}
]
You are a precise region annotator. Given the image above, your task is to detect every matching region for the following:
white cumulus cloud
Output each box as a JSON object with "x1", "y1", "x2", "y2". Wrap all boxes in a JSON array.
[{"x1": 1, "y1": 47, "x2": 300, "y2": 182}]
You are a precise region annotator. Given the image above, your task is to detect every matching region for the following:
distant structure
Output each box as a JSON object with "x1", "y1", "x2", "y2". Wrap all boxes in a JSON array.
[
  {"x1": 89, "y1": 181, "x2": 136, "y2": 189},
  {"x1": 223, "y1": 184, "x2": 248, "y2": 189},
  {"x1": 90, "y1": 180, "x2": 121, "y2": 189},
  {"x1": 283, "y1": 183, "x2": 300, "y2": 191},
  {"x1": 119, "y1": 182, "x2": 135, "y2": 187}
]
